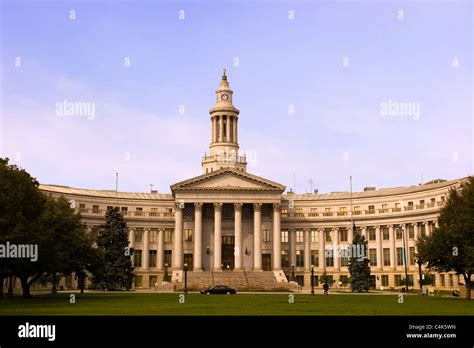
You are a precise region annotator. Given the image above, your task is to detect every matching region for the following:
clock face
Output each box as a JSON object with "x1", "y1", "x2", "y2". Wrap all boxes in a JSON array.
[{"x1": 221, "y1": 94, "x2": 228, "y2": 100}]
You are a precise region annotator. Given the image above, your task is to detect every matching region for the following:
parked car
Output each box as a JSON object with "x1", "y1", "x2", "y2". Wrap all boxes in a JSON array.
[{"x1": 200, "y1": 285, "x2": 236, "y2": 294}]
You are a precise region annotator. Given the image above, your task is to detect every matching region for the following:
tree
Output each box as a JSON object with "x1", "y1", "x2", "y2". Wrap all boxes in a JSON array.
[
  {"x1": 417, "y1": 176, "x2": 474, "y2": 299},
  {"x1": 0, "y1": 158, "x2": 46, "y2": 298},
  {"x1": 319, "y1": 272, "x2": 334, "y2": 287},
  {"x1": 349, "y1": 232, "x2": 371, "y2": 292},
  {"x1": 93, "y1": 207, "x2": 133, "y2": 290}
]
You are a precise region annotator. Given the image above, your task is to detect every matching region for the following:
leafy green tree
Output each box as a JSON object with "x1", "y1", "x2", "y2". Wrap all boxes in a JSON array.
[
  {"x1": 417, "y1": 176, "x2": 474, "y2": 299},
  {"x1": 93, "y1": 207, "x2": 133, "y2": 290},
  {"x1": 0, "y1": 158, "x2": 46, "y2": 298},
  {"x1": 319, "y1": 272, "x2": 334, "y2": 287},
  {"x1": 349, "y1": 232, "x2": 371, "y2": 292}
]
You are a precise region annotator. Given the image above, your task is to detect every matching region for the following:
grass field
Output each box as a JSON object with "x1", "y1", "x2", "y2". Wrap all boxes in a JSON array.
[{"x1": 1, "y1": 292, "x2": 473, "y2": 316}]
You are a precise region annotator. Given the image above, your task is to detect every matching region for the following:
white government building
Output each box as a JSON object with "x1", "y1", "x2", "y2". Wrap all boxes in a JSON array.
[{"x1": 41, "y1": 71, "x2": 465, "y2": 292}]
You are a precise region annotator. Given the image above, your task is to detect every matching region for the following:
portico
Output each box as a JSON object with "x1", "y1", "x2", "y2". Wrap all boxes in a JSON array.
[{"x1": 170, "y1": 168, "x2": 286, "y2": 272}]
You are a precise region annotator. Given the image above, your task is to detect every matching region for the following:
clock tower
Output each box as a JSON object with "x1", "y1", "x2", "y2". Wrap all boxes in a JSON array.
[{"x1": 202, "y1": 69, "x2": 247, "y2": 173}]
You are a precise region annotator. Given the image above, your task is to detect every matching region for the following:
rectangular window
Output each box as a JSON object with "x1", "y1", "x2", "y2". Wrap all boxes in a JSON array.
[
  {"x1": 368, "y1": 205, "x2": 375, "y2": 214},
  {"x1": 407, "y1": 201, "x2": 414, "y2": 211},
  {"x1": 107, "y1": 206, "x2": 113, "y2": 210},
  {"x1": 325, "y1": 230, "x2": 332, "y2": 243},
  {"x1": 326, "y1": 249, "x2": 334, "y2": 267},
  {"x1": 93, "y1": 205, "x2": 99, "y2": 214},
  {"x1": 339, "y1": 229, "x2": 348, "y2": 242},
  {"x1": 381, "y1": 204, "x2": 388, "y2": 213},
  {"x1": 382, "y1": 227, "x2": 389, "y2": 240},
  {"x1": 394, "y1": 202, "x2": 401, "y2": 212},
  {"x1": 134, "y1": 276, "x2": 142, "y2": 288},
  {"x1": 296, "y1": 231, "x2": 304, "y2": 243},
  {"x1": 281, "y1": 230, "x2": 289, "y2": 243},
  {"x1": 396, "y1": 227, "x2": 403, "y2": 240},
  {"x1": 294, "y1": 208, "x2": 303, "y2": 217},
  {"x1": 310, "y1": 230, "x2": 318, "y2": 243},
  {"x1": 383, "y1": 248, "x2": 391, "y2": 266},
  {"x1": 309, "y1": 208, "x2": 318, "y2": 217},
  {"x1": 281, "y1": 208, "x2": 288, "y2": 218},
  {"x1": 354, "y1": 206, "x2": 361, "y2": 215},
  {"x1": 164, "y1": 250, "x2": 172, "y2": 267},
  {"x1": 381, "y1": 275, "x2": 389, "y2": 287},
  {"x1": 369, "y1": 249, "x2": 377, "y2": 266},
  {"x1": 121, "y1": 206, "x2": 128, "y2": 215},
  {"x1": 150, "y1": 276, "x2": 157, "y2": 287},
  {"x1": 449, "y1": 274, "x2": 453, "y2": 287},
  {"x1": 79, "y1": 203, "x2": 86, "y2": 212},
  {"x1": 311, "y1": 250, "x2": 319, "y2": 267},
  {"x1": 135, "y1": 207, "x2": 143, "y2": 216},
  {"x1": 396, "y1": 247, "x2": 403, "y2": 266},
  {"x1": 263, "y1": 229, "x2": 271, "y2": 242},
  {"x1": 164, "y1": 230, "x2": 173, "y2": 243},
  {"x1": 408, "y1": 225, "x2": 415, "y2": 239},
  {"x1": 134, "y1": 249, "x2": 142, "y2": 267},
  {"x1": 440, "y1": 274, "x2": 445, "y2": 288},
  {"x1": 420, "y1": 224, "x2": 426, "y2": 236},
  {"x1": 395, "y1": 275, "x2": 402, "y2": 287},
  {"x1": 338, "y1": 207, "x2": 347, "y2": 216},
  {"x1": 149, "y1": 229, "x2": 158, "y2": 243},
  {"x1": 368, "y1": 228, "x2": 376, "y2": 241},
  {"x1": 134, "y1": 229, "x2": 143, "y2": 243},
  {"x1": 149, "y1": 250, "x2": 157, "y2": 267},
  {"x1": 184, "y1": 229, "x2": 193, "y2": 242},
  {"x1": 150, "y1": 208, "x2": 158, "y2": 217},
  {"x1": 324, "y1": 207, "x2": 332, "y2": 216},
  {"x1": 281, "y1": 250, "x2": 289, "y2": 268},
  {"x1": 341, "y1": 250, "x2": 349, "y2": 267},
  {"x1": 409, "y1": 247, "x2": 415, "y2": 266},
  {"x1": 296, "y1": 250, "x2": 304, "y2": 267}
]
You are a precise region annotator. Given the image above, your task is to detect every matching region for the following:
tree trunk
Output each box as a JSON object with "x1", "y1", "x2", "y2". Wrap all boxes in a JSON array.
[
  {"x1": 463, "y1": 274, "x2": 471, "y2": 300},
  {"x1": 20, "y1": 277, "x2": 31, "y2": 298},
  {"x1": 8, "y1": 275, "x2": 14, "y2": 298},
  {"x1": 51, "y1": 273, "x2": 57, "y2": 294},
  {"x1": 0, "y1": 273, "x2": 4, "y2": 300}
]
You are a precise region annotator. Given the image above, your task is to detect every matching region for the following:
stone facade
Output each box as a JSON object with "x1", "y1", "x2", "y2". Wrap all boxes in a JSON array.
[{"x1": 39, "y1": 71, "x2": 465, "y2": 291}]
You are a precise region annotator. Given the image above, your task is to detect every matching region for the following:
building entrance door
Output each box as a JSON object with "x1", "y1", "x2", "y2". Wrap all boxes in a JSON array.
[
  {"x1": 221, "y1": 236, "x2": 234, "y2": 270},
  {"x1": 262, "y1": 254, "x2": 272, "y2": 271},
  {"x1": 184, "y1": 254, "x2": 193, "y2": 270}
]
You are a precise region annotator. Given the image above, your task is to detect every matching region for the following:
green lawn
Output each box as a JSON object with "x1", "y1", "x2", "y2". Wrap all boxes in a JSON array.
[{"x1": 1, "y1": 292, "x2": 473, "y2": 316}]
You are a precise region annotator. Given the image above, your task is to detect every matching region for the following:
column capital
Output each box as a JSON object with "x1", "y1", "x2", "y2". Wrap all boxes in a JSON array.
[
  {"x1": 332, "y1": 227, "x2": 339, "y2": 232},
  {"x1": 234, "y1": 203, "x2": 243, "y2": 211},
  {"x1": 128, "y1": 227, "x2": 136, "y2": 232},
  {"x1": 375, "y1": 225, "x2": 381, "y2": 229},
  {"x1": 387, "y1": 224, "x2": 393, "y2": 229},
  {"x1": 424, "y1": 221, "x2": 430, "y2": 225},
  {"x1": 273, "y1": 203, "x2": 281, "y2": 212},
  {"x1": 361, "y1": 226, "x2": 367, "y2": 230},
  {"x1": 194, "y1": 202, "x2": 203, "y2": 211},
  {"x1": 214, "y1": 202, "x2": 223, "y2": 211},
  {"x1": 174, "y1": 202, "x2": 184, "y2": 210},
  {"x1": 253, "y1": 203, "x2": 262, "y2": 212}
]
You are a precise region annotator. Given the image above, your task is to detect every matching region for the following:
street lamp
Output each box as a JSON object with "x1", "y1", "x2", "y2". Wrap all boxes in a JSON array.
[
  {"x1": 400, "y1": 227, "x2": 409, "y2": 293},
  {"x1": 183, "y1": 263, "x2": 188, "y2": 294},
  {"x1": 164, "y1": 262, "x2": 169, "y2": 282},
  {"x1": 416, "y1": 257, "x2": 423, "y2": 296},
  {"x1": 291, "y1": 264, "x2": 295, "y2": 282},
  {"x1": 311, "y1": 265, "x2": 315, "y2": 295}
]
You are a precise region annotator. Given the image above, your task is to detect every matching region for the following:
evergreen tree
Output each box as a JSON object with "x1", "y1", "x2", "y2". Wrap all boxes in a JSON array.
[
  {"x1": 349, "y1": 231, "x2": 371, "y2": 292},
  {"x1": 94, "y1": 207, "x2": 133, "y2": 290}
]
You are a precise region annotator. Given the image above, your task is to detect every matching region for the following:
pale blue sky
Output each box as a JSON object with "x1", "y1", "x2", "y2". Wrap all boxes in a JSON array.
[{"x1": 0, "y1": 0, "x2": 472, "y2": 194}]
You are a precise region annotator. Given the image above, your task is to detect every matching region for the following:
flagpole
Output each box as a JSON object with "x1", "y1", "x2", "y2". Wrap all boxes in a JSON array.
[{"x1": 115, "y1": 172, "x2": 119, "y2": 206}]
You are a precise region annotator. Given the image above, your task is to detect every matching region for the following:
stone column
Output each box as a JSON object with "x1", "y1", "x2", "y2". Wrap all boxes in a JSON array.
[
  {"x1": 304, "y1": 229, "x2": 310, "y2": 270},
  {"x1": 213, "y1": 203, "x2": 222, "y2": 271},
  {"x1": 361, "y1": 226, "x2": 367, "y2": 241},
  {"x1": 211, "y1": 117, "x2": 215, "y2": 143},
  {"x1": 389, "y1": 225, "x2": 396, "y2": 270},
  {"x1": 233, "y1": 117, "x2": 237, "y2": 143},
  {"x1": 234, "y1": 203, "x2": 243, "y2": 271},
  {"x1": 348, "y1": 226, "x2": 354, "y2": 244},
  {"x1": 273, "y1": 203, "x2": 281, "y2": 270},
  {"x1": 401, "y1": 224, "x2": 408, "y2": 268},
  {"x1": 319, "y1": 229, "x2": 325, "y2": 273},
  {"x1": 376, "y1": 226, "x2": 382, "y2": 270},
  {"x1": 434, "y1": 220, "x2": 439, "y2": 229},
  {"x1": 226, "y1": 116, "x2": 231, "y2": 142},
  {"x1": 143, "y1": 228, "x2": 149, "y2": 270},
  {"x1": 253, "y1": 203, "x2": 262, "y2": 270},
  {"x1": 157, "y1": 229, "x2": 164, "y2": 271},
  {"x1": 289, "y1": 229, "x2": 296, "y2": 268},
  {"x1": 333, "y1": 228, "x2": 340, "y2": 271},
  {"x1": 194, "y1": 203, "x2": 203, "y2": 271},
  {"x1": 128, "y1": 227, "x2": 135, "y2": 250},
  {"x1": 425, "y1": 221, "x2": 430, "y2": 237},
  {"x1": 173, "y1": 204, "x2": 183, "y2": 270},
  {"x1": 219, "y1": 115, "x2": 224, "y2": 142}
]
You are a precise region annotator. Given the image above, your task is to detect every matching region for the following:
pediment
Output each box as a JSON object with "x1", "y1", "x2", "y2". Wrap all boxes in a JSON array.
[{"x1": 171, "y1": 168, "x2": 285, "y2": 193}]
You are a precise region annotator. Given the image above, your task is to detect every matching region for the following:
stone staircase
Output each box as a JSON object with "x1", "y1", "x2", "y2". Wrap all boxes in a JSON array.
[{"x1": 175, "y1": 271, "x2": 288, "y2": 291}]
